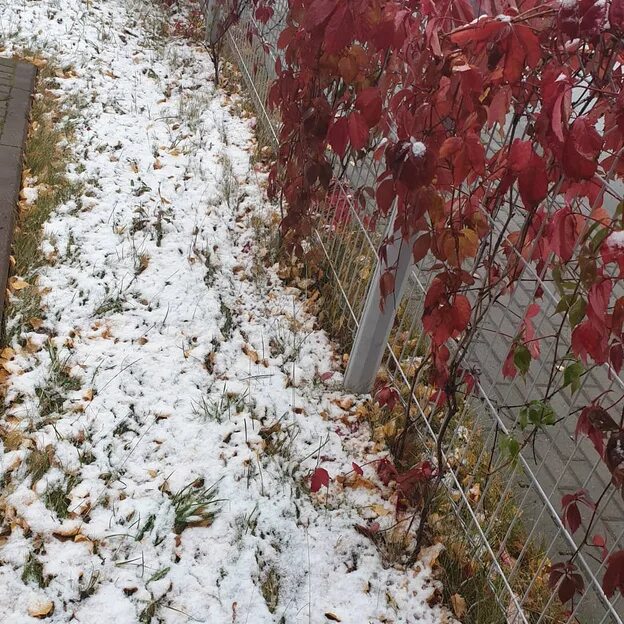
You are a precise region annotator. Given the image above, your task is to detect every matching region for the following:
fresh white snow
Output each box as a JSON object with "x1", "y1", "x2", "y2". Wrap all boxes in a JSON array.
[{"x1": 0, "y1": 1, "x2": 450, "y2": 622}]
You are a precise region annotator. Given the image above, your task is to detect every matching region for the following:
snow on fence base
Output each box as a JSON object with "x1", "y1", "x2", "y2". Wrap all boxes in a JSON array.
[{"x1": 221, "y1": 4, "x2": 624, "y2": 623}]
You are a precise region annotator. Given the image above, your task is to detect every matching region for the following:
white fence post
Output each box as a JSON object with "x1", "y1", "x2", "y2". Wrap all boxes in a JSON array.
[{"x1": 343, "y1": 213, "x2": 415, "y2": 394}]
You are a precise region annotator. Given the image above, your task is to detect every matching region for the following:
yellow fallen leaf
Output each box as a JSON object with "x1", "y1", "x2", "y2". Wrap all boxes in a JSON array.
[
  {"x1": 1, "y1": 347, "x2": 15, "y2": 360},
  {"x1": 9, "y1": 277, "x2": 29, "y2": 290},
  {"x1": 370, "y1": 503, "x2": 392, "y2": 516},
  {"x1": 83, "y1": 389, "x2": 94, "y2": 402},
  {"x1": 28, "y1": 599, "x2": 54, "y2": 618}
]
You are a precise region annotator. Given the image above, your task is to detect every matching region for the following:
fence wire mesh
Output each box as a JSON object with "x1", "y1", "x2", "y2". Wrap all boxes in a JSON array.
[{"x1": 220, "y1": 5, "x2": 624, "y2": 623}]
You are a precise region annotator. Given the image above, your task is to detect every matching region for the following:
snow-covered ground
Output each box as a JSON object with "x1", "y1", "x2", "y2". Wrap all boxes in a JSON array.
[{"x1": 0, "y1": 1, "x2": 450, "y2": 622}]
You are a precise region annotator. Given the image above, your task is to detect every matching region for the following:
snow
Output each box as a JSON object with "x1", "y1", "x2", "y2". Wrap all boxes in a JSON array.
[
  {"x1": 0, "y1": 1, "x2": 450, "y2": 623},
  {"x1": 607, "y1": 231, "x2": 624, "y2": 249},
  {"x1": 410, "y1": 138, "x2": 426, "y2": 158}
]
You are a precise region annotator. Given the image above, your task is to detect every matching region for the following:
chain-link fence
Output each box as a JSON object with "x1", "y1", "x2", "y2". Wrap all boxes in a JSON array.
[{"x1": 218, "y1": 4, "x2": 624, "y2": 622}]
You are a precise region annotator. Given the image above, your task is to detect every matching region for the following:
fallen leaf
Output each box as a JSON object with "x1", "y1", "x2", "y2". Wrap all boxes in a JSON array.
[
  {"x1": 370, "y1": 503, "x2": 392, "y2": 516},
  {"x1": 242, "y1": 344, "x2": 260, "y2": 364},
  {"x1": 451, "y1": 593, "x2": 467, "y2": 618},
  {"x1": 28, "y1": 598, "x2": 54, "y2": 618},
  {"x1": 1, "y1": 347, "x2": 15, "y2": 360},
  {"x1": 325, "y1": 614, "x2": 342, "y2": 622}
]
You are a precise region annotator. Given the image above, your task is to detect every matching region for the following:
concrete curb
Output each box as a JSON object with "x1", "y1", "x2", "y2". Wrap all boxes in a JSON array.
[{"x1": 0, "y1": 60, "x2": 37, "y2": 328}]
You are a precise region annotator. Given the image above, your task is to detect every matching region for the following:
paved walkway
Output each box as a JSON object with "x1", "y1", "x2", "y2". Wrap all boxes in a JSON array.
[{"x1": 0, "y1": 57, "x2": 36, "y2": 324}]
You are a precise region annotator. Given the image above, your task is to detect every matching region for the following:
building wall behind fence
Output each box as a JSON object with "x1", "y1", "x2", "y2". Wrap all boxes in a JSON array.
[{"x1": 215, "y1": 5, "x2": 624, "y2": 623}]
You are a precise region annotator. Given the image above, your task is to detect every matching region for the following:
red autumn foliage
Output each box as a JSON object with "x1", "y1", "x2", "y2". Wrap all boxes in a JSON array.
[{"x1": 249, "y1": 0, "x2": 624, "y2": 604}]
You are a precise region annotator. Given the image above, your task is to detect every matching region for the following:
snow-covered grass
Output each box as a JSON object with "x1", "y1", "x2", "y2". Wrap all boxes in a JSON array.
[{"x1": 0, "y1": 1, "x2": 451, "y2": 622}]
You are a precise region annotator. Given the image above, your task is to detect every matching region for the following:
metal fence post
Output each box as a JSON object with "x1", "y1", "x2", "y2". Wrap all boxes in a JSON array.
[{"x1": 343, "y1": 212, "x2": 414, "y2": 394}]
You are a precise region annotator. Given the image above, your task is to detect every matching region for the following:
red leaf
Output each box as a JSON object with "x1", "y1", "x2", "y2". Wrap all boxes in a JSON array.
[
  {"x1": 593, "y1": 535, "x2": 609, "y2": 561},
  {"x1": 347, "y1": 112, "x2": 369, "y2": 151},
  {"x1": 502, "y1": 347, "x2": 517, "y2": 379},
  {"x1": 559, "y1": 0, "x2": 607, "y2": 40},
  {"x1": 303, "y1": 0, "x2": 337, "y2": 30},
  {"x1": 327, "y1": 117, "x2": 349, "y2": 158},
  {"x1": 310, "y1": 467, "x2": 330, "y2": 493},
  {"x1": 603, "y1": 550, "x2": 624, "y2": 598},
  {"x1": 376, "y1": 178, "x2": 395, "y2": 216},
  {"x1": 548, "y1": 562, "x2": 584, "y2": 604},
  {"x1": 575, "y1": 405, "x2": 607, "y2": 457},
  {"x1": 563, "y1": 501, "x2": 582, "y2": 533},
  {"x1": 561, "y1": 489, "x2": 595, "y2": 534},
  {"x1": 452, "y1": 295, "x2": 471, "y2": 334},
  {"x1": 412, "y1": 233, "x2": 431, "y2": 263},
  {"x1": 380, "y1": 271, "x2": 395, "y2": 300},
  {"x1": 375, "y1": 385, "x2": 400, "y2": 410},
  {"x1": 376, "y1": 458, "x2": 398, "y2": 486},
  {"x1": 356, "y1": 88, "x2": 383, "y2": 128},
  {"x1": 572, "y1": 320, "x2": 608, "y2": 365},
  {"x1": 324, "y1": 3, "x2": 353, "y2": 54},
  {"x1": 611, "y1": 0, "x2": 624, "y2": 30},
  {"x1": 606, "y1": 431, "x2": 624, "y2": 487},
  {"x1": 562, "y1": 117, "x2": 603, "y2": 181},
  {"x1": 352, "y1": 462, "x2": 363, "y2": 476},
  {"x1": 549, "y1": 206, "x2": 581, "y2": 262},
  {"x1": 509, "y1": 140, "x2": 533, "y2": 173}
]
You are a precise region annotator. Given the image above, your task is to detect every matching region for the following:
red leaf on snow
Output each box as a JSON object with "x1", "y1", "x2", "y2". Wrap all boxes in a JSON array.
[
  {"x1": 603, "y1": 550, "x2": 624, "y2": 598},
  {"x1": 310, "y1": 467, "x2": 330, "y2": 493},
  {"x1": 327, "y1": 117, "x2": 349, "y2": 158},
  {"x1": 347, "y1": 112, "x2": 369, "y2": 151},
  {"x1": 352, "y1": 462, "x2": 364, "y2": 476}
]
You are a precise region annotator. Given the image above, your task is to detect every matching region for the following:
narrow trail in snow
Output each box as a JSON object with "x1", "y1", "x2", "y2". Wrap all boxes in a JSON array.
[{"x1": 0, "y1": 2, "x2": 449, "y2": 623}]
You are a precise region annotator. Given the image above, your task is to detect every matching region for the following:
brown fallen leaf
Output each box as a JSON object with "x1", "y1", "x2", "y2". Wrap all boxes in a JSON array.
[
  {"x1": 28, "y1": 317, "x2": 44, "y2": 330},
  {"x1": 242, "y1": 344, "x2": 260, "y2": 364},
  {"x1": 83, "y1": 389, "x2": 94, "y2": 402},
  {"x1": 324, "y1": 614, "x2": 342, "y2": 622},
  {"x1": 451, "y1": 593, "x2": 467, "y2": 618}
]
